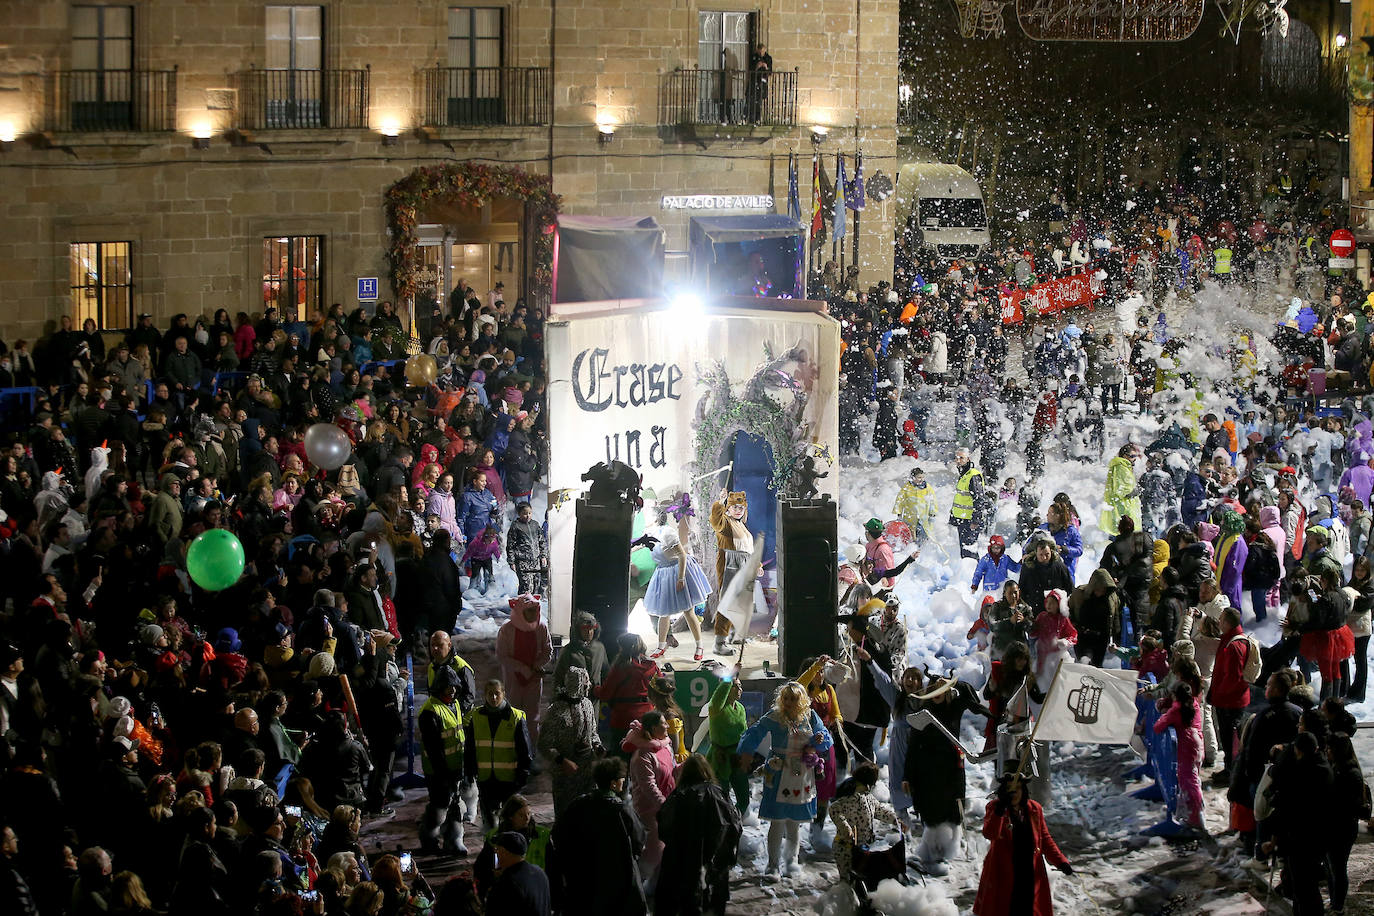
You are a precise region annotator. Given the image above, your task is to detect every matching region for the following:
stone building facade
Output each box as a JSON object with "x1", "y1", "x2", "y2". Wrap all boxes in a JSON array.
[{"x1": 0, "y1": 0, "x2": 897, "y2": 342}]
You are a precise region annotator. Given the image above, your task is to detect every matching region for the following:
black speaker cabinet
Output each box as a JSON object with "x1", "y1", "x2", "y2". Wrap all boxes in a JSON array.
[
  {"x1": 777, "y1": 496, "x2": 839, "y2": 677},
  {"x1": 572, "y1": 498, "x2": 634, "y2": 644}
]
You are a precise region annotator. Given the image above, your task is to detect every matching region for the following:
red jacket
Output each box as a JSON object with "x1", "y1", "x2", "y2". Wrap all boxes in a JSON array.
[
  {"x1": 595, "y1": 656, "x2": 660, "y2": 729},
  {"x1": 1209, "y1": 627, "x2": 1251, "y2": 709},
  {"x1": 974, "y1": 799, "x2": 1068, "y2": 916}
]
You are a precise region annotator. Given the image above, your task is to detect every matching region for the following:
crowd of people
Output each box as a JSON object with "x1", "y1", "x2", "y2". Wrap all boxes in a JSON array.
[
  {"x1": 0, "y1": 183, "x2": 1372, "y2": 916},
  {"x1": 0, "y1": 281, "x2": 561, "y2": 916}
]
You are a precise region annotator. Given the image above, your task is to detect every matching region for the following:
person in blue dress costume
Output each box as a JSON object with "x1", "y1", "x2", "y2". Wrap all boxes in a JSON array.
[{"x1": 736, "y1": 681, "x2": 834, "y2": 880}]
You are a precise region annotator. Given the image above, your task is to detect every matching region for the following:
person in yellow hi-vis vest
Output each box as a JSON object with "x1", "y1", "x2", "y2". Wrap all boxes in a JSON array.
[
  {"x1": 419, "y1": 666, "x2": 469, "y2": 855},
  {"x1": 949, "y1": 448, "x2": 986, "y2": 560},
  {"x1": 465, "y1": 678, "x2": 533, "y2": 832},
  {"x1": 1212, "y1": 244, "x2": 1232, "y2": 285}
]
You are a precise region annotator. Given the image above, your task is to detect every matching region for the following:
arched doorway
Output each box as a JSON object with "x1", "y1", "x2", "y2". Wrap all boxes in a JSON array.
[
  {"x1": 385, "y1": 163, "x2": 559, "y2": 316},
  {"x1": 414, "y1": 195, "x2": 526, "y2": 317}
]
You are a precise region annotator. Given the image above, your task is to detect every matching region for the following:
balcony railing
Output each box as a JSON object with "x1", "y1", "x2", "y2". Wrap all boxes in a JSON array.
[
  {"x1": 420, "y1": 67, "x2": 552, "y2": 128},
  {"x1": 235, "y1": 68, "x2": 369, "y2": 130},
  {"x1": 46, "y1": 69, "x2": 177, "y2": 132},
  {"x1": 659, "y1": 68, "x2": 798, "y2": 128}
]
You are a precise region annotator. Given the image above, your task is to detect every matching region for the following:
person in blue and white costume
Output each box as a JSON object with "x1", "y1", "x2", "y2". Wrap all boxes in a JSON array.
[
  {"x1": 736, "y1": 680, "x2": 834, "y2": 880},
  {"x1": 645, "y1": 517, "x2": 711, "y2": 661}
]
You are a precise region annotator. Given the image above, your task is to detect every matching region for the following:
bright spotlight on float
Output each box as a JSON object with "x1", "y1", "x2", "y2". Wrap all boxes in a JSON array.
[{"x1": 671, "y1": 292, "x2": 704, "y2": 314}]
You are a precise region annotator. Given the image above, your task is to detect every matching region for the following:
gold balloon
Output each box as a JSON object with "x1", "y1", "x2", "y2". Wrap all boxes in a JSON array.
[{"x1": 405, "y1": 354, "x2": 437, "y2": 386}]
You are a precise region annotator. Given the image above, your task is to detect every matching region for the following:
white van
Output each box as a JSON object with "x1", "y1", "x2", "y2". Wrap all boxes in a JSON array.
[{"x1": 894, "y1": 162, "x2": 991, "y2": 262}]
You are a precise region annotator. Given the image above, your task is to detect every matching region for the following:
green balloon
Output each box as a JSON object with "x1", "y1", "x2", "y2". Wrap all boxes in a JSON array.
[
  {"x1": 631, "y1": 547, "x2": 656, "y2": 588},
  {"x1": 186, "y1": 528, "x2": 246, "y2": 591}
]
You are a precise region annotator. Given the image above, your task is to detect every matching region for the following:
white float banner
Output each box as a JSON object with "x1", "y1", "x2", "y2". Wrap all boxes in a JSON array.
[
  {"x1": 544, "y1": 305, "x2": 839, "y2": 636},
  {"x1": 1033, "y1": 662, "x2": 1139, "y2": 745}
]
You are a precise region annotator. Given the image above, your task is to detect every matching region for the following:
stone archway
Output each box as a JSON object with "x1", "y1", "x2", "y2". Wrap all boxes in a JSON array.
[{"x1": 384, "y1": 163, "x2": 560, "y2": 305}]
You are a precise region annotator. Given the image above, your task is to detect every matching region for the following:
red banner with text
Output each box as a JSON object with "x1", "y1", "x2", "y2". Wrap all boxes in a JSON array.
[{"x1": 999, "y1": 269, "x2": 1104, "y2": 325}]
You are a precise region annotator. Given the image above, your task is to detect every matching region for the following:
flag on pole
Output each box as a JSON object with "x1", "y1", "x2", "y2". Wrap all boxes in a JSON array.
[
  {"x1": 812, "y1": 155, "x2": 830, "y2": 244},
  {"x1": 787, "y1": 153, "x2": 801, "y2": 222},
  {"x1": 846, "y1": 151, "x2": 866, "y2": 211},
  {"x1": 833, "y1": 153, "x2": 847, "y2": 241},
  {"x1": 716, "y1": 534, "x2": 764, "y2": 637},
  {"x1": 1032, "y1": 662, "x2": 1138, "y2": 745}
]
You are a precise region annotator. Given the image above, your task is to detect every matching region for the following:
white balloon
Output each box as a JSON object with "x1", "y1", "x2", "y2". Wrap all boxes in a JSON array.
[{"x1": 304, "y1": 423, "x2": 352, "y2": 471}]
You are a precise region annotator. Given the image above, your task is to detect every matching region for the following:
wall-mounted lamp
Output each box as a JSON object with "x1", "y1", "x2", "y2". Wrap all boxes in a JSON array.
[
  {"x1": 0, "y1": 121, "x2": 18, "y2": 150},
  {"x1": 1336, "y1": 33, "x2": 1349, "y2": 50},
  {"x1": 597, "y1": 122, "x2": 615, "y2": 144},
  {"x1": 191, "y1": 123, "x2": 213, "y2": 150},
  {"x1": 378, "y1": 117, "x2": 403, "y2": 146},
  {"x1": 810, "y1": 125, "x2": 829, "y2": 145}
]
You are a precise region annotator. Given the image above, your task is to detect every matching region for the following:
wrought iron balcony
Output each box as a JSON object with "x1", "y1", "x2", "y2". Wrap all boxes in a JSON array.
[
  {"x1": 659, "y1": 68, "x2": 798, "y2": 128},
  {"x1": 234, "y1": 67, "x2": 370, "y2": 130},
  {"x1": 46, "y1": 68, "x2": 177, "y2": 132},
  {"x1": 420, "y1": 67, "x2": 552, "y2": 128}
]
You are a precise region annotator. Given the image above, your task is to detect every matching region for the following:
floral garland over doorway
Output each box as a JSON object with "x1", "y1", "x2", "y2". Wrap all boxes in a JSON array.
[{"x1": 384, "y1": 163, "x2": 560, "y2": 302}]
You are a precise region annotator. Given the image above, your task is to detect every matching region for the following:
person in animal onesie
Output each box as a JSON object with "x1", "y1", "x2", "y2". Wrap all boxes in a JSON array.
[{"x1": 710, "y1": 489, "x2": 754, "y2": 656}]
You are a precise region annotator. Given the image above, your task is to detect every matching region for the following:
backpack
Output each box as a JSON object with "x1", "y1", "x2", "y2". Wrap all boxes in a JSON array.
[
  {"x1": 1240, "y1": 633, "x2": 1263, "y2": 684},
  {"x1": 1245, "y1": 538, "x2": 1281, "y2": 588}
]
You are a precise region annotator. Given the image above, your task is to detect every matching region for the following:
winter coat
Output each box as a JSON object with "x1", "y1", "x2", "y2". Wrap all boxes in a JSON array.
[
  {"x1": 1176, "y1": 613, "x2": 1220, "y2": 678},
  {"x1": 1029, "y1": 600, "x2": 1077, "y2": 676},
  {"x1": 973, "y1": 800, "x2": 1068, "y2": 916},
  {"x1": 1038, "y1": 523, "x2": 1083, "y2": 578},
  {"x1": 496, "y1": 607, "x2": 552, "y2": 690},
  {"x1": 1099, "y1": 456, "x2": 1143, "y2": 534},
  {"x1": 925, "y1": 331, "x2": 948, "y2": 374},
  {"x1": 457, "y1": 485, "x2": 497, "y2": 542},
  {"x1": 425, "y1": 486, "x2": 460, "y2": 540},
  {"x1": 654, "y1": 782, "x2": 743, "y2": 916},
  {"x1": 1148, "y1": 540, "x2": 1171, "y2": 605},
  {"x1": 553, "y1": 612, "x2": 609, "y2": 687},
  {"x1": 1151, "y1": 583, "x2": 1188, "y2": 643},
  {"x1": 971, "y1": 551, "x2": 1022, "y2": 592},
  {"x1": 1209, "y1": 627, "x2": 1252, "y2": 709},
  {"x1": 1181, "y1": 472, "x2": 1210, "y2": 526},
  {"x1": 828, "y1": 787, "x2": 901, "y2": 881},
  {"x1": 504, "y1": 428, "x2": 539, "y2": 496},
  {"x1": 1017, "y1": 554, "x2": 1075, "y2": 621},
  {"x1": 552, "y1": 790, "x2": 647, "y2": 916},
  {"x1": 1258, "y1": 504, "x2": 1287, "y2": 559},
  {"x1": 1068, "y1": 568, "x2": 1121, "y2": 638},
  {"x1": 506, "y1": 517, "x2": 547, "y2": 572},
  {"x1": 622, "y1": 720, "x2": 676, "y2": 864},
  {"x1": 1173, "y1": 542, "x2": 1213, "y2": 601},
  {"x1": 596, "y1": 657, "x2": 660, "y2": 729}
]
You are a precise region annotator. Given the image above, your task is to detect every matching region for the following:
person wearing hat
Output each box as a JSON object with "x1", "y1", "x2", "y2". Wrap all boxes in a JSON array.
[
  {"x1": 863, "y1": 518, "x2": 897, "y2": 589},
  {"x1": 835, "y1": 603, "x2": 892, "y2": 763},
  {"x1": 950, "y1": 448, "x2": 986, "y2": 560},
  {"x1": 146, "y1": 474, "x2": 183, "y2": 544},
  {"x1": 970, "y1": 535, "x2": 1021, "y2": 595},
  {"x1": 484, "y1": 828, "x2": 550, "y2": 916},
  {"x1": 419, "y1": 665, "x2": 469, "y2": 856}
]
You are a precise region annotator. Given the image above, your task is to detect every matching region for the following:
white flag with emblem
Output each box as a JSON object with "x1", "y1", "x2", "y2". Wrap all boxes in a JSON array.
[{"x1": 1032, "y1": 662, "x2": 1139, "y2": 745}]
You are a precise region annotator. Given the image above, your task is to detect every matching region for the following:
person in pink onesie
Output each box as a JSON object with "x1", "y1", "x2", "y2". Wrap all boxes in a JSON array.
[
  {"x1": 496, "y1": 594, "x2": 552, "y2": 744},
  {"x1": 1153, "y1": 682, "x2": 1204, "y2": 829},
  {"x1": 621, "y1": 712, "x2": 678, "y2": 873}
]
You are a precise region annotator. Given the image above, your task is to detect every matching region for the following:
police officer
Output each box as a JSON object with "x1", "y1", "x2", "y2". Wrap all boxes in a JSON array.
[
  {"x1": 950, "y1": 447, "x2": 986, "y2": 560},
  {"x1": 419, "y1": 667, "x2": 469, "y2": 856}
]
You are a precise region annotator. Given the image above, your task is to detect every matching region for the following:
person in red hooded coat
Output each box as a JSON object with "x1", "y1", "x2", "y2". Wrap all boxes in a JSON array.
[{"x1": 975, "y1": 772, "x2": 1072, "y2": 916}]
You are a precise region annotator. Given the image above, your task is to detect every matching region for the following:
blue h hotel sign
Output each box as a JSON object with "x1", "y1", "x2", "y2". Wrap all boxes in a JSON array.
[{"x1": 357, "y1": 277, "x2": 379, "y2": 301}]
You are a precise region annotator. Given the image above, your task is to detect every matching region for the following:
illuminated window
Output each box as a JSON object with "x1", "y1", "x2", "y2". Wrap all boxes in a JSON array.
[
  {"x1": 261, "y1": 236, "x2": 323, "y2": 321},
  {"x1": 69, "y1": 241, "x2": 133, "y2": 329}
]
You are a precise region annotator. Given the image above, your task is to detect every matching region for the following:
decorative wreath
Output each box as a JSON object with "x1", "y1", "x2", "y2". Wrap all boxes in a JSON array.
[{"x1": 384, "y1": 163, "x2": 561, "y2": 302}]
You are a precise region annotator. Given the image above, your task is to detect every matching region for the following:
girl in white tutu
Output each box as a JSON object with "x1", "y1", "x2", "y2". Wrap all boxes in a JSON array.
[{"x1": 646, "y1": 517, "x2": 712, "y2": 661}]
